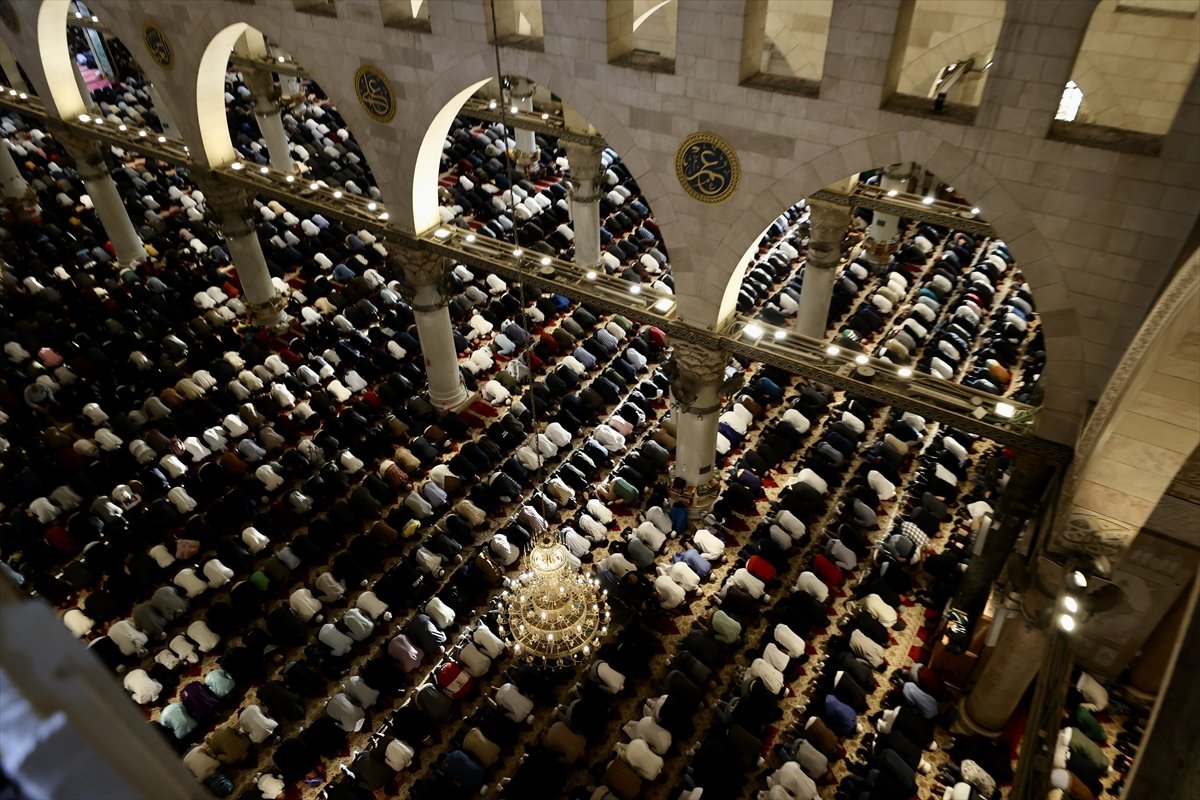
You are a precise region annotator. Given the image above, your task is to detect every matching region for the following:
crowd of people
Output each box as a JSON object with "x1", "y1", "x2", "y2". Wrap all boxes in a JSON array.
[{"x1": 0, "y1": 52, "x2": 1126, "y2": 800}]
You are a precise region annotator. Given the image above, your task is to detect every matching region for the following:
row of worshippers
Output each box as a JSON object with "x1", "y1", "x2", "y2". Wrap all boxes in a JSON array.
[
  {"x1": 0, "y1": 112, "x2": 686, "y2": 800},
  {"x1": 438, "y1": 119, "x2": 673, "y2": 292}
]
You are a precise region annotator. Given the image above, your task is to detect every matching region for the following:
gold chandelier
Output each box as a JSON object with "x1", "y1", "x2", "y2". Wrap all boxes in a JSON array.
[{"x1": 496, "y1": 538, "x2": 610, "y2": 668}]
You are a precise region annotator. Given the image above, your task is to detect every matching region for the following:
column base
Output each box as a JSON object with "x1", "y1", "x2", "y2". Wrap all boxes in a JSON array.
[
  {"x1": 116, "y1": 250, "x2": 148, "y2": 270},
  {"x1": 863, "y1": 239, "x2": 899, "y2": 266},
  {"x1": 430, "y1": 387, "x2": 474, "y2": 414},
  {"x1": 670, "y1": 476, "x2": 720, "y2": 518},
  {"x1": 512, "y1": 147, "x2": 541, "y2": 169},
  {"x1": 245, "y1": 295, "x2": 291, "y2": 330},
  {"x1": 951, "y1": 695, "x2": 1006, "y2": 738}
]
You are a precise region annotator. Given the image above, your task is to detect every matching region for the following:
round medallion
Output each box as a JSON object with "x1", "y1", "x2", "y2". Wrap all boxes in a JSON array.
[
  {"x1": 354, "y1": 65, "x2": 396, "y2": 124},
  {"x1": 142, "y1": 22, "x2": 174, "y2": 70},
  {"x1": 675, "y1": 131, "x2": 740, "y2": 204}
]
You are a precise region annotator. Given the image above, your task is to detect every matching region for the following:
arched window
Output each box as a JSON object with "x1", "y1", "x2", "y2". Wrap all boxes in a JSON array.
[{"x1": 1056, "y1": 81, "x2": 1084, "y2": 122}]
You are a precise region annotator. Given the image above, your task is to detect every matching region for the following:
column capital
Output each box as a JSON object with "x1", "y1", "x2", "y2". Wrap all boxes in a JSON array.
[
  {"x1": 805, "y1": 198, "x2": 850, "y2": 271},
  {"x1": 389, "y1": 237, "x2": 454, "y2": 309},
  {"x1": 666, "y1": 337, "x2": 730, "y2": 413},
  {"x1": 46, "y1": 121, "x2": 105, "y2": 175},
  {"x1": 191, "y1": 170, "x2": 256, "y2": 236},
  {"x1": 561, "y1": 141, "x2": 606, "y2": 202}
]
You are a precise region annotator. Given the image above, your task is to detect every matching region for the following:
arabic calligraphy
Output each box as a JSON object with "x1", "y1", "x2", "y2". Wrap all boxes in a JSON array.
[
  {"x1": 675, "y1": 132, "x2": 739, "y2": 204},
  {"x1": 142, "y1": 23, "x2": 174, "y2": 70},
  {"x1": 355, "y1": 65, "x2": 396, "y2": 124}
]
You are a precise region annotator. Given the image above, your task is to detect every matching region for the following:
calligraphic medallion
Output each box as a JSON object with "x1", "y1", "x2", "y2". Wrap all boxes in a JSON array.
[
  {"x1": 675, "y1": 131, "x2": 739, "y2": 204},
  {"x1": 354, "y1": 65, "x2": 396, "y2": 124},
  {"x1": 0, "y1": 0, "x2": 19, "y2": 35},
  {"x1": 142, "y1": 22, "x2": 174, "y2": 70}
]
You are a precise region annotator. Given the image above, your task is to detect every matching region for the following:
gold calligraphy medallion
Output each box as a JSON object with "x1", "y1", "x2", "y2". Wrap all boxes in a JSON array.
[
  {"x1": 675, "y1": 132, "x2": 739, "y2": 204},
  {"x1": 354, "y1": 65, "x2": 396, "y2": 124}
]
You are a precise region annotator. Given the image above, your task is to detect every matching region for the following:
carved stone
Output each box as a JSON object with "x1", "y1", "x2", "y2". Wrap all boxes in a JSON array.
[
  {"x1": 805, "y1": 198, "x2": 850, "y2": 271},
  {"x1": 561, "y1": 142, "x2": 606, "y2": 203}
]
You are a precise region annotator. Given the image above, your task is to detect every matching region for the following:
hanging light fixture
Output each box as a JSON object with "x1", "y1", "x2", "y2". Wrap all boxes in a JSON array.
[{"x1": 487, "y1": 0, "x2": 609, "y2": 669}]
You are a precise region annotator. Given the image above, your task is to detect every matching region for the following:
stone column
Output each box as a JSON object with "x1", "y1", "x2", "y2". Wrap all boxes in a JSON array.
[
  {"x1": 72, "y1": 61, "x2": 97, "y2": 112},
  {"x1": 146, "y1": 84, "x2": 178, "y2": 139},
  {"x1": 508, "y1": 77, "x2": 539, "y2": 168},
  {"x1": 0, "y1": 140, "x2": 40, "y2": 221},
  {"x1": 199, "y1": 178, "x2": 285, "y2": 327},
  {"x1": 396, "y1": 241, "x2": 471, "y2": 412},
  {"x1": 56, "y1": 128, "x2": 145, "y2": 266},
  {"x1": 561, "y1": 141, "x2": 604, "y2": 270},
  {"x1": 865, "y1": 163, "x2": 910, "y2": 265},
  {"x1": 245, "y1": 72, "x2": 294, "y2": 174},
  {"x1": 668, "y1": 339, "x2": 728, "y2": 512},
  {"x1": 794, "y1": 198, "x2": 849, "y2": 339},
  {"x1": 0, "y1": 45, "x2": 28, "y2": 93},
  {"x1": 1129, "y1": 584, "x2": 1191, "y2": 698},
  {"x1": 958, "y1": 615, "x2": 1048, "y2": 736}
]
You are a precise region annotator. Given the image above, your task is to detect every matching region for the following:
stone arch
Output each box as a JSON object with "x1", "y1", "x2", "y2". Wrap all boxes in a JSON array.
[
  {"x1": 401, "y1": 46, "x2": 670, "y2": 235},
  {"x1": 1055, "y1": 249, "x2": 1200, "y2": 559},
  {"x1": 708, "y1": 130, "x2": 1086, "y2": 440},
  {"x1": 35, "y1": 0, "x2": 87, "y2": 118},
  {"x1": 192, "y1": 19, "x2": 390, "y2": 189}
]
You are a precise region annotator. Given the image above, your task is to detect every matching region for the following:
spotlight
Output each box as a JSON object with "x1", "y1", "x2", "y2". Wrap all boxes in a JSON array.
[
  {"x1": 78, "y1": 114, "x2": 91, "y2": 123},
  {"x1": 628, "y1": 285, "x2": 641, "y2": 295},
  {"x1": 139, "y1": 130, "x2": 147, "y2": 137},
  {"x1": 511, "y1": 105, "x2": 519, "y2": 114},
  {"x1": 886, "y1": 189, "x2": 897, "y2": 197},
  {"x1": 541, "y1": 113, "x2": 549, "y2": 120},
  {"x1": 512, "y1": 248, "x2": 523, "y2": 257},
  {"x1": 157, "y1": 135, "x2": 166, "y2": 142},
  {"x1": 94, "y1": 118, "x2": 103, "y2": 124},
  {"x1": 653, "y1": 298, "x2": 674, "y2": 313},
  {"x1": 332, "y1": 190, "x2": 343, "y2": 199},
  {"x1": 367, "y1": 202, "x2": 377, "y2": 211},
  {"x1": 1072, "y1": 571, "x2": 1088, "y2": 588},
  {"x1": 488, "y1": 100, "x2": 497, "y2": 110},
  {"x1": 971, "y1": 207, "x2": 981, "y2": 215},
  {"x1": 277, "y1": 56, "x2": 286, "y2": 63},
  {"x1": 854, "y1": 354, "x2": 869, "y2": 365},
  {"x1": 585, "y1": 270, "x2": 597, "y2": 280},
  {"x1": 897, "y1": 367, "x2": 913, "y2": 378},
  {"x1": 540, "y1": 256, "x2": 552, "y2": 266},
  {"x1": 90, "y1": 15, "x2": 98, "y2": 22},
  {"x1": 378, "y1": 212, "x2": 389, "y2": 220},
  {"x1": 922, "y1": 196, "x2": 935, "y2": 205},
  {"x1": 18, "y1": 93, "x2": 26, "y2": 100},
  {"x1": 465, "y1": 234, "x2": 476, "y2": 243},
  {"x1": 433, "y1": 228, "x2": 452, "y2": 240},
  {"x1": 1058, "y1": 613, "x2": 1076, "y2": 633},
  {"x1": 285, "y1": 175, "x2": 295, "y2": 183},
  {"x1": 743, "y1": 323, "x2": 764, "y2": 341},
  {"x1": 994, "y1": 401, "x2": 1016, "y2": 419},
  {"x1": 1063, "y1": 596, "x2": 1079, "y2": 613},
  {"x1": 118, "y1": 124, "x2": 126, "y2": 131},
  {"x1": 773, "y1": 330, "x2": 788, "y2": 341},
  {"x1": 230, "y1": 162, "x2": 245, "y2": 171},
  {"x1": 259, "y1": 166, "x2": 269, "y2": 174},
  {"x1": 308, "y1": 182, "x2": 319, "y2": 190},
  {"x1": 825, "y1": 345, "x2": 840, "y2": 356}
]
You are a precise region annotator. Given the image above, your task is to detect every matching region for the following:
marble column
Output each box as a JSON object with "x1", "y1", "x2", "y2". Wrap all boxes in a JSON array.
[
  {"x1": 794, "y1": 198, "x2": 850, "y2": 339},
  {"x1": 201, "y1": 179, "x2": 285, "y2": 327},
  {"x1": 61, "y1": 134, "x2": 146, "y2": 266},
  {"x1": 246, "y1": 72, "x2": 294, "y2": 174},
  {"x1": 959, "y1": 615, "x2": 1047, "y2": 736},
  {"x1": 0, "y1": 140, "x2": 40, "y2": 221},
  {"x1": 865, "y1": 163, "x2": 910, "y2": 265},
  {"x1": 397, "y1": 242, "x2": 471, "y2": 412},
  {"x1": 508, "y1": 77, "x2": 539, "y2": 168},
  {"x1": 561, "y1": 141, "x2": 604, "y2": 270},
  {"x1": 72, "y1": 61, "x2": 97, "y2": 112},
  {"x1": 0, "y1": 45, "x2": 28, "y2": 93},
  {"x1": 146, "y1": 84, "x2": 178, "y2": 139},
  {"x1": 668, "y1": 339, "x2": 728, "y2": 513}
]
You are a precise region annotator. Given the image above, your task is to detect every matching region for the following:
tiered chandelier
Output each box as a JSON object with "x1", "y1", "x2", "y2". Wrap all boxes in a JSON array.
[{"x1": 496, "y1": 536, "x2": 610, "y2": 668}]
